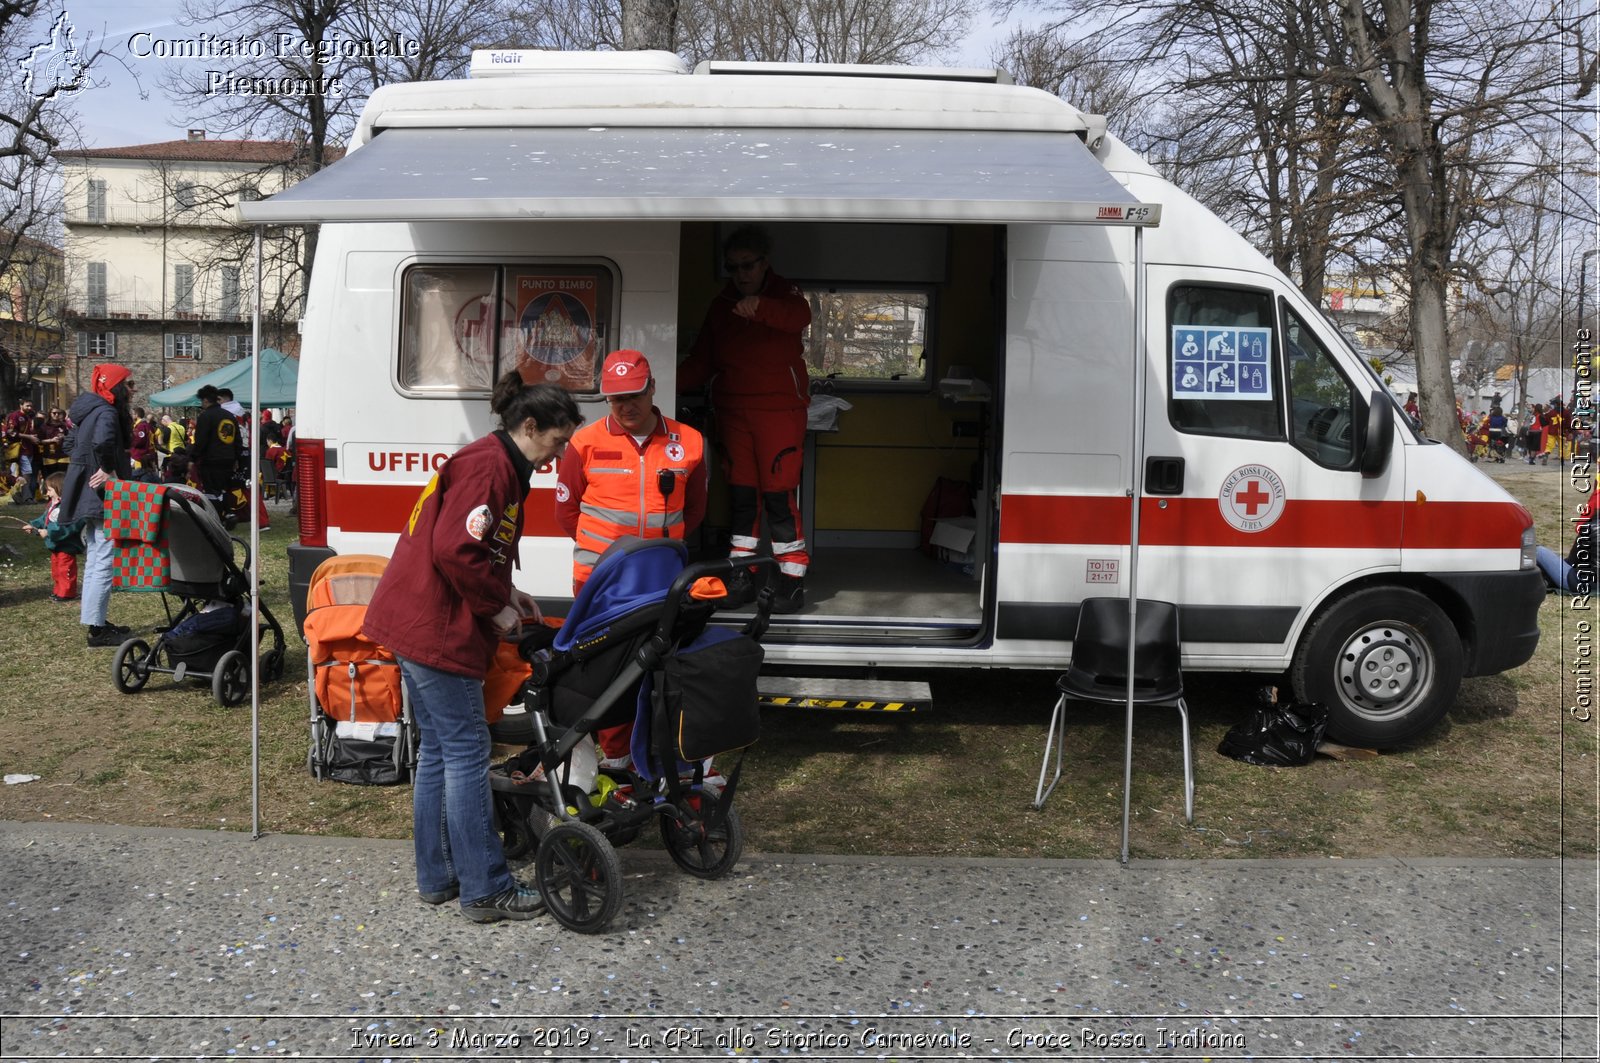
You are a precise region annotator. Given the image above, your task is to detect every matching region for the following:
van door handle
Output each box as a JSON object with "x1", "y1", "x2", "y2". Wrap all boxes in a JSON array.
[{"x1": 1145, "y1": 456, "x2": 1185, "y2": 495}]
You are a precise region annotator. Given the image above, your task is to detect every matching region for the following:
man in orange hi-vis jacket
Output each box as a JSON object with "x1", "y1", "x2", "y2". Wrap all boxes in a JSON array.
[
  {"x1": 678, "y1": 224, "x2": 813, "y2": 613},
  {"x1": 555, "y1": 349, "x2": 708, "y2": 592},
  {"x1": 555, "y1": 348, "x2": 707, "y2": 763}
]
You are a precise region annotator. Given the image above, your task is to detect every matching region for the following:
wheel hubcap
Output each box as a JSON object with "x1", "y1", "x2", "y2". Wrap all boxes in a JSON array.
[{"x1": 1336, "y1": 622, "x2": 1429, "y2": 719}]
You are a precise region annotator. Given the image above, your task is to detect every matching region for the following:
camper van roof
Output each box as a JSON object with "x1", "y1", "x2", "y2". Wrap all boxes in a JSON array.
[{"x1": 239, "y1": 61, "x2": 1160, "y2": 228}]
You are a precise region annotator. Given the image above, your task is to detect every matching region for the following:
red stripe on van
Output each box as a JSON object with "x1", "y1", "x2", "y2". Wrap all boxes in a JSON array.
[
  {"x1": 1000, "y1": 494, "x2": 1529, "y2": 550},
  {"x1": 327, "y1": 482, "x2": 566, "y2": 537}
]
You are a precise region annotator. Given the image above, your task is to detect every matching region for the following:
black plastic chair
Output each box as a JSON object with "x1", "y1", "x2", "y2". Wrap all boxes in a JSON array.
[{"x1": 1033, "y1": 597, "x2": 1194, "y2": 824}]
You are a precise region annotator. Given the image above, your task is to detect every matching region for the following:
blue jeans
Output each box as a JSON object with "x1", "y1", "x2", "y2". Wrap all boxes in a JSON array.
[
  {"x1": 398, "y1": 658, "x2": 514, "y2": 906},
  {"x1": 79, "y1": 522, "x2": 115, "y2": 627},
  {"x1": 1538, "y1": 546, "x2": 1593, "y2": 594}
]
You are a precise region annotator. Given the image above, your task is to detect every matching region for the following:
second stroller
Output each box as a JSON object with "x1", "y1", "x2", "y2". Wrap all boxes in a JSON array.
[{"x1": 491, "y1": 537, "x2": 774, "y2": 934}]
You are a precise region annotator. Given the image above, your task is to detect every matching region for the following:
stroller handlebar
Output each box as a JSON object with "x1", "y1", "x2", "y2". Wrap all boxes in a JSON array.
[{"x1": 652, "y1": 555, "x2": 779, "y2": 654}]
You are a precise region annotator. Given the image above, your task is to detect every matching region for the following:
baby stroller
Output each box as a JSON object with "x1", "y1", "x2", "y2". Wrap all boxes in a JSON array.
[
  {"x1": 490, "y1": 538, "x2": 775, "y2": 934},
  {"x1": 304, "y1": 555, "x2": 416, "y2": 786},
  {"x1": 109, "y1": 482, "x2": 287, "y2": 707}
]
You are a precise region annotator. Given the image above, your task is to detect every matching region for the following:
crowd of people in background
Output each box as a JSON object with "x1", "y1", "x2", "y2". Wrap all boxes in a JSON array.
[{"x1": 1453, "y1": 394, "x2": 1587, "y2": 467}]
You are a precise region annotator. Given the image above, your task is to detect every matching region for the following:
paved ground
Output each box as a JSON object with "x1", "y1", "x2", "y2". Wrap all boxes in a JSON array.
[{"x1": 0, "y1": 821, "x2": 1595, "y2": 1061}]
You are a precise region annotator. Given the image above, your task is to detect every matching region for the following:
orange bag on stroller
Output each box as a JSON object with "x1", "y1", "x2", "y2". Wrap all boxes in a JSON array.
[{"x1": 305, "y1": 554, "x2": 414, "y2": 785}]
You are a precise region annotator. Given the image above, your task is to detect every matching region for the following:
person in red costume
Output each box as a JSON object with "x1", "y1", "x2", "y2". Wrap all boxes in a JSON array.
[{"x1": 678, "y1": 225, "x2": 813, "y2": 613}]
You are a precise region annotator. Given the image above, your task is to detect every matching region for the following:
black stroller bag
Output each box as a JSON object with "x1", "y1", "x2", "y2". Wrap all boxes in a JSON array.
[
  {"x1": 658, "y1": 628, "x2": 764, "y2": 761},
  {"x1": 164, "y1": 606, "x2": 245, "y2": 672}
]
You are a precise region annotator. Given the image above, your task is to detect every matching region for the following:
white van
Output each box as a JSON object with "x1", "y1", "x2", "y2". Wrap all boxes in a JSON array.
[{"x1": 244, "y1": 51, "x2": 1544, "y2": 747}]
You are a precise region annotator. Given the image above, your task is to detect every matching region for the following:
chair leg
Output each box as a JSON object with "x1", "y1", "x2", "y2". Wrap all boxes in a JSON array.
[
  {"x1": 1033, "y1": 694, "x2": 1067, "y2": 809},
  {"x1": 1176, "y1": 697, "x2": 1194, "y2": 823}
]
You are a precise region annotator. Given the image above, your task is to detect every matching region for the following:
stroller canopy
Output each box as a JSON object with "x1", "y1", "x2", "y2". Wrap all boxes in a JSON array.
[{"x1": 555, "y1": 538, "x2": 689, "y2": 653}]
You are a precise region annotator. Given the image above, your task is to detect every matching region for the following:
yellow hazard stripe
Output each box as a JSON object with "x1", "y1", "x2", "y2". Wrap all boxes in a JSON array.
[{"x1": 759, "y1": 696, "x2": 917, "y2": 712}]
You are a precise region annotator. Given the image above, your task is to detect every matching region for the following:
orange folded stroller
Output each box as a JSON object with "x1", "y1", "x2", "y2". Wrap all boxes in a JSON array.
[{"x1": 305, "y1": 554, "x2": 415, "y2": 785}]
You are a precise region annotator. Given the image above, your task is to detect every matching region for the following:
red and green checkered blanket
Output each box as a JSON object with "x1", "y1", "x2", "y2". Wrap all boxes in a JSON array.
[{"x1": 104, "y1": 479, "x2": 169, "y2": 591}]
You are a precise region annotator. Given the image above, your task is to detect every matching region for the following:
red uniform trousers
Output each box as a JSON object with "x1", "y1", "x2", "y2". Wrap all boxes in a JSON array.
[
  {"x1": 50, "y1": 551, "x2": 78, "y2": 599},
  {"x1": 719, "y1": 406, "x2": 809, "y2": 578}
]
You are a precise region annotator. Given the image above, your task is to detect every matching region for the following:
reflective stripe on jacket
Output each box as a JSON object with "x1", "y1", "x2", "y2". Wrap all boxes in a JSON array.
[{"x1": 555, "y1": 412, "x2": 706, "y2": 589}]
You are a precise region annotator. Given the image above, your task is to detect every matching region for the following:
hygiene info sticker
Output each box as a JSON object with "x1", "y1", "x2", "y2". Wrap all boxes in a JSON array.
[{"x1": 1173, "y1": 327, "x2": 1273, "y2": 401}]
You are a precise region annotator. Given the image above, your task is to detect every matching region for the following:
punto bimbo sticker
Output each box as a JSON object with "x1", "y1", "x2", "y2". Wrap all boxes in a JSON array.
[{"x1": 1173, "y1": 327, "x2": 1273, "y2": 401}]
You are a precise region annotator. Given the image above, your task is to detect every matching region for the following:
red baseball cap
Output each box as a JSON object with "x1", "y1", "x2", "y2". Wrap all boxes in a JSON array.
[{"x1": 600, "y1": 349, "x2": 652, "y2": 396}]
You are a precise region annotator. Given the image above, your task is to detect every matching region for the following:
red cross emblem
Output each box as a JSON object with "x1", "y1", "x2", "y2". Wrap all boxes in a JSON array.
[{"x1": 1218, "y1": 465, "x2": 1286, "y2": 532}]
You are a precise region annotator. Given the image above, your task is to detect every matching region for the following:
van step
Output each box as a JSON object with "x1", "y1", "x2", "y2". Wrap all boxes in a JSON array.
[{"x1": 758, "y1": 677, "x2": 930, "y2": 713}]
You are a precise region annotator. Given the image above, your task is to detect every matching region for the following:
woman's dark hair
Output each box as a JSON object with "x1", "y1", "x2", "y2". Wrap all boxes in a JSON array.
[{"x1": 491, "y1": 372, "x2": 583, "y2": 434}]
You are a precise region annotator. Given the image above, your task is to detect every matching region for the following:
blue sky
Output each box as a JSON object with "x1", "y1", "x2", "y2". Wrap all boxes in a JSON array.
[{"x1": 41, "y1": 1, "x2": 1025, "y2": 149}]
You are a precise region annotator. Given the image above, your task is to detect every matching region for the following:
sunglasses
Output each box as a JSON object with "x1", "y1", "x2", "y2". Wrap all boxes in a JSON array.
[{"x1": 723, "y1": 256, "x2": 764, "y2": 274}]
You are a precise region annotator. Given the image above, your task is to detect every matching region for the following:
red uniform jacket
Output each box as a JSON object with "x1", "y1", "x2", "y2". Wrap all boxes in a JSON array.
[
  {"x1": 555, "y1": 411, "x2": 707, "y2": 587},
  {"x1": 679, "y1": 269, "x2": 812, "y2": 412},
  {"x1": 363, "y1": 431, "x2": 534, "y2": 678}
]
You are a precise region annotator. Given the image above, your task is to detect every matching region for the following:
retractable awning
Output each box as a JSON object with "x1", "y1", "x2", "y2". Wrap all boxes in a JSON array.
[{"x1": 239, "y1": 126, "x2": 1160, "y2": 226}]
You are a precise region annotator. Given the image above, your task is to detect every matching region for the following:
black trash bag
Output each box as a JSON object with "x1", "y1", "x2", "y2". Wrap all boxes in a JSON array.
[{"x1": 1218, "y1": 687, "x2": 1329, "y2": 767}]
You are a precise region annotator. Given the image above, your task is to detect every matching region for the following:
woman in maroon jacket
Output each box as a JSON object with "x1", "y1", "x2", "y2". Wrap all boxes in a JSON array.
[{"x1": 364, "y1": 373, "x2": 581, "y2": 923}]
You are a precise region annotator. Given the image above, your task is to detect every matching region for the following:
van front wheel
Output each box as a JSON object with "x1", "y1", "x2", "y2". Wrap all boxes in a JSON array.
[{"x1": 1290, "y1": 587, "x2": 1463, "y2": 748}]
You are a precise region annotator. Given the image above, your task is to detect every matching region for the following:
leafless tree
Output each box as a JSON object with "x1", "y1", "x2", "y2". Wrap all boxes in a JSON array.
[
  {"x1": 508, "y1": 0, "x2": 973, "y2": 65},
  {"x1": 341, "y1": 0, "x2": 503, "y2": 83},
  {"x1": 2, "y1": 2, "x2": 103, "y2": 404},
  {"x1": 990, "y1": 24, "x2": 1141, "y2": 118},
  {"x1": 622, "y1": 0, "x2": 681, "y2": 50},
  {"x1": 993, "y1": 0, "x2": 1585, "y2": 455}
]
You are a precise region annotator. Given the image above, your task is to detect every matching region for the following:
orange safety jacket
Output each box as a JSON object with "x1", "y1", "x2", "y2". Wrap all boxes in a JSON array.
[{"x1": 555, "y1": 411, "x2": 707, "y2": 588}]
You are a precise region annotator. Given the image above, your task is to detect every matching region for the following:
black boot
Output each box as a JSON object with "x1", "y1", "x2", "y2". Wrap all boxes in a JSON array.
[{"x1": 772, "y1": 576, "x2": 805, "y2": 614}]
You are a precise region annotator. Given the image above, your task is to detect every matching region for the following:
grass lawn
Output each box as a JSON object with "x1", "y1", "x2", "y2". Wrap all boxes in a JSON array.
[{"x1": 0, "y1": 462, "x2": 1593, "y2": 860}]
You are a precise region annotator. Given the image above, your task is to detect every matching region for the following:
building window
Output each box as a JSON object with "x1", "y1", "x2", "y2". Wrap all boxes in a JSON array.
[
  {"x1": 800, "y1": 287, "x2": 932, "y2": 388},
  {"x1": 165, "y1": 332, "x2": 201, "y2": 361},
  {"x1": 173, "y1": 264, "x2": 194, "y2": 315},
  {"x1": 87, "y1": 179, "x2": 107, "y2": 223},
  {"x1": 174, "y1": 181, "x2": 197, "y2": 213},
  {"x1": 220, "y1": 266, "x2": 241, "y2": 320},
  {"x1": 227, "y1": 334, "x2": 253, "y2": 362},
  {"x1": 85, "y1": 261, "x2": 106, "y2": 316},
  {"x1": 78, "y1": 331, "x2": 117, "y2": 359}
]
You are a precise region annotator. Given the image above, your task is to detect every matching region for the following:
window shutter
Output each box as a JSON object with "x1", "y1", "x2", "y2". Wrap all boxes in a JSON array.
[
  {"x1": 106, "y1": 332, "x2": 117, "y2": 359},
  {"x1": 164, "y1": 334, "x2": 174, "y2": 360},
  {"x1": 78, "y1": 332, "x2": 87, "y2": 357}
]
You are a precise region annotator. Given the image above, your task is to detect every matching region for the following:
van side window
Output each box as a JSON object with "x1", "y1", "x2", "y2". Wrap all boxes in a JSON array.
[
  {"x1": 1167, "y1": 285, "x2": 1282, "y2": 439},
  {"x1": 1282, "y1": 303, "x2": 1360, "y2": 469},
  {"x1": 401, "y1": 266, "x2": 499, "y2": 392},
  {"x1": 398, "y1": 263, "x2": 617, "y2": 395},
  {"x1": 800, "y1": 286, "x2": 932, "y2": 389}
]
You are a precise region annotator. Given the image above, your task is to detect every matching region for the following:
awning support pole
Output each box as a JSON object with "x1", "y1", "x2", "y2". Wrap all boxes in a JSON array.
[
  {"x1": 250, "y1": 228, "x2": 263, "y2": 839},
  {"x1": 1121, "y1": 225, "x2": 1148, "y2": 866}
]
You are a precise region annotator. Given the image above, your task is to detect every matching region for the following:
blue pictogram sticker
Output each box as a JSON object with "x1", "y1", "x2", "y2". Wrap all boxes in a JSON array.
[{"x1": 1172, "y1": 326, "x2": 1273, "y2": 401}]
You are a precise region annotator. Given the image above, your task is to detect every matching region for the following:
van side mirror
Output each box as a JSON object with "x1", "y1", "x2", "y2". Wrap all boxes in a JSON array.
[{"x1": 1359, "y1": 389, "x2": 1394, "y2": 478}]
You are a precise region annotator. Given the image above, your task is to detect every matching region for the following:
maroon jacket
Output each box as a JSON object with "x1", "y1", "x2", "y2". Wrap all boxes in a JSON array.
[
  {"x1": 363, "y1": 431, "x2": 534, "y2": 678},
  {"x1": 679, "y1": 269, "x2": 812, "y2": 412}
]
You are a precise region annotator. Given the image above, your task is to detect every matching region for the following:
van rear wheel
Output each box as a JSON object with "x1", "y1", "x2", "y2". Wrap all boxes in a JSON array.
[{"x1": 1290, "y1": 587, "x2": 1462, "y2": 748}]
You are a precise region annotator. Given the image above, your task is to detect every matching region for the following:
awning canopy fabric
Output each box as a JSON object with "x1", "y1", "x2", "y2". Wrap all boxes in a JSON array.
[
  {"x1": 147, "y1": 348, "x2": 298, "y2": 408},
  {"x1": 239, "y1": 126, "x2": 1160, "y2": 227}
]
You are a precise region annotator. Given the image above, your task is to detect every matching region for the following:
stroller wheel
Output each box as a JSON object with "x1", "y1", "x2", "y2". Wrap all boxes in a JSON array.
[
  {"x1": 111, "y1": 639, "x2": 152, "y2": 694},
  {"x1": 659, "y1": 800, "x2": 745, "y2": 880},
  {"x1": 493, "y1": 791, "x2": 546, "y2": 861},
  {"x1": 534, "y1": 820, "x2": 623, "y2": 934},
  {"x1": 212, "y1": 650, "x2": 250, "y2": 707}
]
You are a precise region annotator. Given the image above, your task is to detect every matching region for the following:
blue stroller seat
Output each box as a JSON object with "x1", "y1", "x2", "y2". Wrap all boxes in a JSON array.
[{"x1": 490, "y1": 538, "x2": 774, "y2": 933}]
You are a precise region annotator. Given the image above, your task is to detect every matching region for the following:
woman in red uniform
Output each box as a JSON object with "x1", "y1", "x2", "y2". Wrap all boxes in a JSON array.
[{"x1": 363, "y1": 373, "x2": 581, "y2": 923}]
